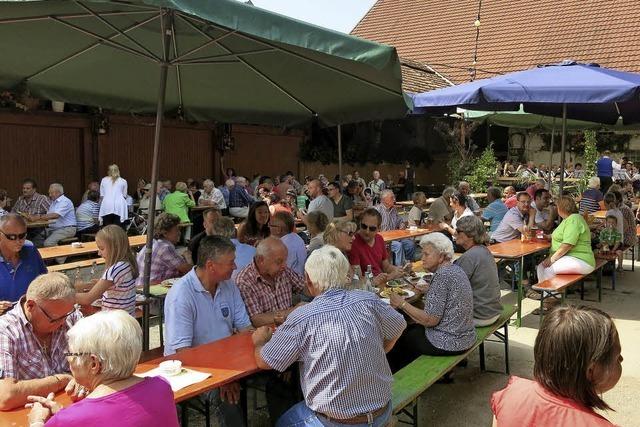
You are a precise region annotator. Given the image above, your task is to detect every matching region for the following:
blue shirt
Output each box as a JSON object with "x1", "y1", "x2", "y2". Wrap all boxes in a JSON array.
[
  {"x1": 280, "y1": 232, "x2": 307, "y2": 276},
  {"x1": 47, "y1": 195, "x2": 76, "y2": 229},
  {"x1": 482, "y1": 200, "x2": 508, "y2": 232},
  {"x1": 0, "y1": 241, "x2": 47, "y2": 302},
  {"x1": 596, "y1": 156, "x2": 613, "y2": 177},
  {"x1": 163, "y1": 268, "x2": 251, "y2": 356},
  {"x1": 228, "y1": 185, "x2": 253, "y2": 208},
  {"x1": 231, "y1": 239, "x2": 256, "y2": 281}
]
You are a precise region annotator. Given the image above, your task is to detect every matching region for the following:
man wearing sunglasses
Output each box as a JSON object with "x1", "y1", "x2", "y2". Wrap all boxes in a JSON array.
[
  {"x1": 0, "y1": 214, "x2": 47, "y2": 313},
  {"x1": 349, "y1": 208, "x2": 408, "y2": 284},
  {"x1": 0, "y1": 272, "x2": 82, "y2": 410}
]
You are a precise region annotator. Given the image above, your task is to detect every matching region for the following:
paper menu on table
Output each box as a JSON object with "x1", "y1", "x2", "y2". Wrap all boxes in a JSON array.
[{"x1": 138, "y1": 367, "x2": 211, "y2": 391}]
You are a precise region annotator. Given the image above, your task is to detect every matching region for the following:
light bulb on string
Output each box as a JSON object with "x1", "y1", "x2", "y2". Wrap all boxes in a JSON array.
[{"x1": 474, "y1": 19, "x2": 481, "y2": 27}]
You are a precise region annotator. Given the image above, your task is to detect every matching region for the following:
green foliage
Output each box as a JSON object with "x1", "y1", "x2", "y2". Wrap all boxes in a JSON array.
[
  {"x1": 577, "y1": 130, "x2": 598, "y2": 194},
  {"x1": 465, "y1": 143, "x2": 499, "y2": 192}
]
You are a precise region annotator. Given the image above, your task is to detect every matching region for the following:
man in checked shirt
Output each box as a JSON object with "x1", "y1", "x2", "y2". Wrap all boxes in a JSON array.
[
  {"x1": 252, "y1": 245, "x2": 407, "y2": 426},
  {"x1": 0, "y1": 273, "x2": 84, "y2": 410}
]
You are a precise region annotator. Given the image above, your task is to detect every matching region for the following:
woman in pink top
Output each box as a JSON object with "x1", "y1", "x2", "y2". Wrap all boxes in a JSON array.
[
  {"x1": 27, "y1": 310, "x2": 179, "y2": 427},
  {"x1": 491, "y1": 305, "x2": 623, "y2": 427}
]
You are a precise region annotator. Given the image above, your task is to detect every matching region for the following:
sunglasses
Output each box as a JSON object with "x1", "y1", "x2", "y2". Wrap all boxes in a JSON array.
[
  {"x1": 360, "y1": 223, "x2": 378, "y2": 232},
  {"x1": 35, "y1": 302, "x2": 76, "y2": 324},
  {"x1": 340, "y1": 230, "x2": 355, "y2": 237},
  {"x1": 0, "y1": 230, "x2": 27, "y2": 241}
]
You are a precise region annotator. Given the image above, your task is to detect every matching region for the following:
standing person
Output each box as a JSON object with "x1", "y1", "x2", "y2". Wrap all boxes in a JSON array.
[
  {"x1": 368, "y1": 170, "x2": 386, "y2": 203},
  {"x1": 492, "y1": 305, "x2": 622, "y2": 426},
  {"x1": 74, "y1": 225, "x2": 138, "y2": 315},
  {"x1": 327, "y1": 181, "x2": 353, "y2": 221},
  {"x1": 99, "y1": 164, "x2": 129, "y2": 227},
  {"x1": 404, "y1": 161, "x2": 416, "y2": 201},
  {"x1": 38, "y1": 184, "x2": 77, "y2": 256},
  {"x1": 0, "y1": 214, "x2": 47, "y2": 311},
  {"x1": 252, "y1": 245, "x2": 406, "y2": 427},
  {"x1": 596, "y1": 150, "x2": 621, "y2": 195}
]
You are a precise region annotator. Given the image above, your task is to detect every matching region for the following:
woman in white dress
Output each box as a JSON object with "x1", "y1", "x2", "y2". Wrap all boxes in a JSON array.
[{"x1": 99, "y1": 164, "x2": 129, "y2": 227}]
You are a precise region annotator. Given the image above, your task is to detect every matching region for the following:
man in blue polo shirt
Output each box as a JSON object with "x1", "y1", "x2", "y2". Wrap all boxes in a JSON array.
[
  {"x1": 0, "y1": 214, "x2": 47, "y2": 313},
  {"x1": 481, "y1": 187, "x2": 508, "y2": 236},
  {"x1": 164, "y1": 235, "x2": 252, "y2": 425}
]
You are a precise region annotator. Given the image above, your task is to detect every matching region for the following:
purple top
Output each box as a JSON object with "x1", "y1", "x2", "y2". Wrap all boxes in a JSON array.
[{"x1": 45, "y1": 377, "x2": 179, "y2": 427}]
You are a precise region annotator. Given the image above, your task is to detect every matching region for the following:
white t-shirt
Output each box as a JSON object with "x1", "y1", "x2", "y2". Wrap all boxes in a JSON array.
[{"x1": 451, "y1": 207, "x2": 474, "y2": 230}]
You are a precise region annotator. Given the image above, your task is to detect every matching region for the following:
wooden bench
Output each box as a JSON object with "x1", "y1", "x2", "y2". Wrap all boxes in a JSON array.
[
  {"x1": 48, "y1": 258, "x2": 106, "y2": 272},
  {"x1": 391, "y1": 304, "x2": 516, "y2": 426},
  {"x1": 531, "y1": 258, "x2": 614, "y2": 325}
]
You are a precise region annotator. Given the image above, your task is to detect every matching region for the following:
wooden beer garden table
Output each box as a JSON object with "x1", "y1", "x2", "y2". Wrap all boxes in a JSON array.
[
  {"x1": 25, "y1": 219, "x2": 56, "y2": 229},
  {"x1": 380, "y1": 227, "x2": 434, "y2": 243},
  {"x1": 593, "y1": 210, "x2": 607, "y2": 220},
  {"x1": 0, "y1": 333, "x2": 260, "y2": 426},
  {"x1": 38, "y1": 235, "x2": 147, "y2": 260},
  {"x1": 488, "y1": 238, "x2": 551, "y2": 327}
]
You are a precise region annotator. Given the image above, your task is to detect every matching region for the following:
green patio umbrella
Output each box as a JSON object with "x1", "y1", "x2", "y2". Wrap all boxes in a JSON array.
[{"x1": 0, "y1": 0, "x2": 410, "y2": 348}]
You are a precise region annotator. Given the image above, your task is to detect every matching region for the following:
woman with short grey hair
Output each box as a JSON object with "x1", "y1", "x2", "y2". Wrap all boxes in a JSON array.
[
  {"x1": 454, "y1": 216, "x2": 503, "y2": 326},
  {"x1": 388, "y1": 232, "x2": 475, "y2": 368},
  {"x1": 27, "y1": 310, "x2": 179, "y2": 426}
]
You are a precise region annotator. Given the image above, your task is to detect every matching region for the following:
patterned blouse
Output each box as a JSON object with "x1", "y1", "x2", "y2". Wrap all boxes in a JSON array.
[
  {"x1": 423, "y1": 263, "x2": 476, "y2": 352},
  {"x1": 620, "y1": 205, "x2": 638, "y2": 247}
]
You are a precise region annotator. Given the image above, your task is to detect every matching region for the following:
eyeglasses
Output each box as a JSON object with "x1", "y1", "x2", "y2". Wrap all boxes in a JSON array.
[
  {"x1": 340, "y1": 230, "x2": 355, "y2": 237},
  {"x1": 0, "y1": 230, "x2": 27, "y2": 241},
  {"x1": 360, "y1": 223, "x2": 378, "y2": 232},
  {"x1": 35, "y1": 302, "x2": 76, "y2": 324}
]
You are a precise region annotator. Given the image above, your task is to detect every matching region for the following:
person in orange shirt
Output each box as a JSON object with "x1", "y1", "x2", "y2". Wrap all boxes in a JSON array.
[{"x1": 491, "y1": 305, "x2": 623, "y2": 427}]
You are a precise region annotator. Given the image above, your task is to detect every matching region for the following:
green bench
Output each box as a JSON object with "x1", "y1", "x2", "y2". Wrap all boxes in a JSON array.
[{"x1": 391, "y1": 304, "x2": 517, "y2": 426}]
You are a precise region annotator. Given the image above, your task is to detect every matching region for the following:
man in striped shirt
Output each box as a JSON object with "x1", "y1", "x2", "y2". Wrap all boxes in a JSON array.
[
  {"x1": 253, "y1": 245, "x2": 406, "y2": 426},
  {"x1": 0, "y1": 273, "x2": 83, "y2": 410}
]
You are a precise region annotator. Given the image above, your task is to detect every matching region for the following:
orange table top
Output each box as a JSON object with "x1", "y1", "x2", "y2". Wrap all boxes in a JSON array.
[
  {"x1": 380, "y1": 228, "x2": 434, "y2": 243},
  {"x1": 0, "y1": 333, "x2": 260, "y2": 426},
  {"x1": 39, "y1": 235, "x2": 146, "y2": 260},
  {"x1": 593, "y1": 210, "x2": 607, "y2": 219},
  {"x1": 488, "y1": 239, "x2": 550, "y2": 259}
]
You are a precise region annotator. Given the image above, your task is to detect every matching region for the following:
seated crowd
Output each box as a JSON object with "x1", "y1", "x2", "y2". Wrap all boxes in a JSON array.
[{"x1": 0, "y1": 157, "x2": 634, "y2": 426}]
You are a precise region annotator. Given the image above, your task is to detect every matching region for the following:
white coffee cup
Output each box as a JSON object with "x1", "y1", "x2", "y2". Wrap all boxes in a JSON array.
[
  {"x1": 159, "y1": 360, "x2": 182, "y2": 376},
  {"x1": 71, "y1": 242, "x2": 83, "y2": 248}
]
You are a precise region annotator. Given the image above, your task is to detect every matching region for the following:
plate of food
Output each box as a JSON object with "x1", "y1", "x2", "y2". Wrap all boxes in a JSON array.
[
  {"x1": 379, "y1": 287, "x2": 415, "y2": 304},
  {"x1": 386, "y1": 279, "x2": 407, "y2": 288}
]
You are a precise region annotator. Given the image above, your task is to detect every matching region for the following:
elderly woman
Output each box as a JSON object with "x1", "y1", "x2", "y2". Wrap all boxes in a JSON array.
[
  {"x1": 407, "y1": 192, "x2": 428, "y2": 227},
  {"x1": 454, "y1": 216, "x2": 503, "y2": 326},
  {"x1": 536, "y1": 196, "x2": 595, "y2": 282},
  {"x1": 135, "y1": 213, "x2": 191, "y2": 285},
  {"x1": 389, "y1": 233, "x2": 475, "y2": 368},
  {"x1": 579, "y1": 177, "x2": 604, "y2": 214},
  {"x1": 305, "y1": 210, "x2": 329, "y2": 254},
  {"x1": 439, "y1": 191, "x2": 474, "y2": 236},
  {"x1": 162, "y1": 181, "x2": 195, "y2": 223},
  {"x1": 492, "y1": 306, "x2": 622, "y2": 426},
  {"x1": 27, "y1": 310, "x2": 179, "y2": 426}
]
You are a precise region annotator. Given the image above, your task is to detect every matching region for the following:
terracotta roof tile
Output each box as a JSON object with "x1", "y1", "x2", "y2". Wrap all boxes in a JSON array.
[
  {"x1": 400, "y1": 58, "x2": 453, "y2": 93},
  {"x1": 352, "y1": 0, "x2": 640, "y2": 84}
]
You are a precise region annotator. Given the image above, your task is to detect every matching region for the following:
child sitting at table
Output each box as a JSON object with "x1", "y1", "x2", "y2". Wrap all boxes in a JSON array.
[
  {"x1": 74, "y1": 225, "x2": 138, "y2": 315},
  {"x1": 597, "y1": 215, "x2": 622, "y2": 258}
]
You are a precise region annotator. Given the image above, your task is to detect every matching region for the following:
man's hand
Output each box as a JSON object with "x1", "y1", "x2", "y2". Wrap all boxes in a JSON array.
[
  {"x1": 541, "y1": 257, "x2": 553, "y2": 268},
  {"x1": 372, "y1": 273, "x2": 389, "y2": 287},
  {"x1": 65, "y1": 378, "x2": 88, "y2": 402},
  {"x1": 219, "y1": 382, "x2": 241, "y2": 405},
  {"x1": 252, "y1": 326, "x2": 273, "y2": 347},
  {"x1": 0, "y1": 301, "x2": 13, "y2": 314}
]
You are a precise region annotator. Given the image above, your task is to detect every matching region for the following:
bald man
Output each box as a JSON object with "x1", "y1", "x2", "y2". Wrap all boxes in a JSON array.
[
  {"x1": 297, "y1": 179, "x2": 333, "y2": 222},
  {"x1": 235, "y1": 237, "x2": 306, "y2": 328}
]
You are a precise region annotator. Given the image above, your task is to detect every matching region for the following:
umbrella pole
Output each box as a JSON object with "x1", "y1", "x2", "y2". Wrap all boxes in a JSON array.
[
  {"x1": 549, "y1": 118, "x2": 556, "y2": 189},
  {"x1": 142, "y1": 9, "x2": 173, "y2": 351},
  {"x1": 337, "y1": 124, "x2": 343, "y2": 180},
  {"x1": 559, "y1": 104, "x2": 567, "y2": 195}
]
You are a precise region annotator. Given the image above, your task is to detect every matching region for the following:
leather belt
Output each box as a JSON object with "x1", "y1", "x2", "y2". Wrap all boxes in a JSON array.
[{"x1": 317, "y1": 404, "x2": 388, "y2": 425}]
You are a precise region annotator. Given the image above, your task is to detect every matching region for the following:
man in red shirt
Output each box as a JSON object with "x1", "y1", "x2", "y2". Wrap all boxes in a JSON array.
[
  {"x1": 503, "y1": 186, "x2": 518, "y2": 209},
  {"x1": 349, "y1": 208, "x2": 407, "y2": 282}
]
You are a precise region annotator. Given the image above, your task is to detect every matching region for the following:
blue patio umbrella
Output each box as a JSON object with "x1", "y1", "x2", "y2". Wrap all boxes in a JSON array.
[{"x1": 412, "y1": 60, "x2": 640, "y2": 192}]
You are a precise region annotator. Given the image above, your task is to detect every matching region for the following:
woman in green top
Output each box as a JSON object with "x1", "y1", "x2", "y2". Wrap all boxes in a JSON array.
[
  {"x1": 162, "y1": 181, "x2": 195, "y2": 223},
  {"x1": 536, "y1": 196, "x2": 595, "y2": 282}
]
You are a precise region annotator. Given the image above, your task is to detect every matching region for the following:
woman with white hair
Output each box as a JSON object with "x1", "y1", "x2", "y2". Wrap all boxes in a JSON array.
[
  {"x1": 579, "y1": 176, "x2": 604, "y2": 214},
  {"x1": 99, "y1": 164, "x2": 129, "y2": 227},
  {"x1": 388, "y1": 233, "x2": 475, "y2": 368},
  {"x1": 27, "y1": 310, "x2": 179, "y2": 426}
]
